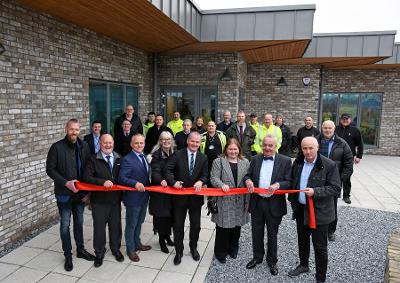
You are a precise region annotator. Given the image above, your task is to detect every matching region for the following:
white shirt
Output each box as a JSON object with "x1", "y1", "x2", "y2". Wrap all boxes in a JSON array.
[
  {"x1": 258, "y1": 155, "x2": 275, "y2": 198},
  {"x1": 187, "y1": 149, "x2": 197, "y2": 167}
]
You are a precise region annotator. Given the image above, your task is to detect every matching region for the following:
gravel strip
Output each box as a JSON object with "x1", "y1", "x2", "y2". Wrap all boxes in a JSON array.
[{"x1": 205, "y1": 206, "x2": 400, "y2": 283}]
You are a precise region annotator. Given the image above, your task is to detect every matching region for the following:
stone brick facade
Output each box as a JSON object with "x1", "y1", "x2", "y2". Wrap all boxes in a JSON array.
[{"x1": 0, "y1": 0, "x2": 153, "y2": 251}]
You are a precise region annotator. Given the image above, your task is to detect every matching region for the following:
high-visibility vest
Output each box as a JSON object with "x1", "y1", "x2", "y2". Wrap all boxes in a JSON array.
[
  {"x1": 167, "y1": 119, "x2": 184, "y2": 136},
  {"x1": 200, "y1": 131, "x2": 226, "y2": 154},
  {"x1": 143, "y1": 122, "x2": 154, "y2": 137},
  {"x1": 250, "y1": 122, "x2": 260, "y2": 152},
  {"x1": 252, "y1": 124, "x2": 282, "y2": 154}
]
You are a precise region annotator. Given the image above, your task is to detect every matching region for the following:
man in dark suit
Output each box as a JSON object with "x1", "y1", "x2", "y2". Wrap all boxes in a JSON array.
[
  {"x1": 84, "y1": 120, "x2": 102, "y2": 155},
  {"x1": 114, "y1": 119, "x2": 134, "y2": 156},
  {"x1": 144, "y1": 114, "x2": 173, "y2": 154},
  {"x1": 244, "y1": 134, "x2": 292, "y2": 275},
  {"x1": 118, "y1": 134, "x2": 152, "y2": 262},
  {"x1": 165, "y1": 131, "x2": 208, "y2": 265},
  {"x1": 83, "y1": 134, "x2": 124, "y2": 267},
  {"x1": 288, "y1": 137, "x2": 341, "y2": 283},
  {"x1": 113, "y1": 105, "x2": 142, "y2": 137}
]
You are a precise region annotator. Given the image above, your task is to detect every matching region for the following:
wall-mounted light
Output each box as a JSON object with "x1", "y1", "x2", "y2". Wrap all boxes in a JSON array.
[
  {"x1": 277, "y1": 77, "x2": 287, "y2": 86},
  {"x1": 0, "y1": 43, "x2": 5, "y2": 55},
  {"x1": 302, "y1": 77, "x2": 311, "y2": 86},
  {"x1": 219, "y1": 67, "x2": 233, "y2": 81}
]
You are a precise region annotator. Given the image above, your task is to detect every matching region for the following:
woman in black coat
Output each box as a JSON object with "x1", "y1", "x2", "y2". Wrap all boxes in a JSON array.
[{"x1": 147, "y1": 131, "x2": 175, "y2": 253}]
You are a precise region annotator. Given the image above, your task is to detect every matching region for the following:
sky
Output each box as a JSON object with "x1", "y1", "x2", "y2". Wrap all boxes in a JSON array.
[{"x1": 194, "y1": 0, "x2": 400, "y2": 41}]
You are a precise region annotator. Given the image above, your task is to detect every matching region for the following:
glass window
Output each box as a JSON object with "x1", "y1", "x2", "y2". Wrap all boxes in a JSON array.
[
  {"x1": 320, "y1": 93, "x2": 382, "y2": 147},
  {"x1": 89, "y1": 80, "x2": 139, "y2": 134}
]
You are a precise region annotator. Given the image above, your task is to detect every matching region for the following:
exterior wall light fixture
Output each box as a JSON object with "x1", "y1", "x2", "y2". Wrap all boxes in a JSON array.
[
  {"x1": 0, "y1": 43, "x2": 5, "y2": 55},
  {"x1": 277, "y1": 77, "x2": 288, "y2": 86},
  {"x1": 219, "y1": 67, "x2": 233, "y2": 81}
]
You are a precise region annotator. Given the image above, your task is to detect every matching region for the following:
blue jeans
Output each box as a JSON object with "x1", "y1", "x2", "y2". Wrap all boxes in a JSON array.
[
  {"x1": 125, "y1": 202, "x2": 148, "y2": 254},
  {"x1": 57, "y1": 198, "x2": 85, "y2": 256}
]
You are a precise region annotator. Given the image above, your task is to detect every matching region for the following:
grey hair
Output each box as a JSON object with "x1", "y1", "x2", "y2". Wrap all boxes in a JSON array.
[
  {"x1": 150, "y1": 131, "x2": 176, "y2": 155},
  {"x1": 188, "y1": 131, "x2": 201, "y2": 141},
  {"x1": 262, "y1": 134, "x2": 278, "y2": 145},
  {"x1": 183, "y1": 119, "x2": 192, "y2": 126}
]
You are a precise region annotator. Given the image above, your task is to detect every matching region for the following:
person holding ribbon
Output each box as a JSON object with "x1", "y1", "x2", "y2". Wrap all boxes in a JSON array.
[
  {"x1": 288, "y1": 136, "x2": 341, "y2": 283},
  {"x1": 83, "y1": 134, "x2": 124, "y2": 267},
  {"x1": 244, "y1": 134, "x2": 292, "y2": 275},
  {"x1": 148, "y1": 131, "x2": 175, "y2": 253},
  {"x1": 209, "y1": 138, "x2": 250, "y2": 263}
]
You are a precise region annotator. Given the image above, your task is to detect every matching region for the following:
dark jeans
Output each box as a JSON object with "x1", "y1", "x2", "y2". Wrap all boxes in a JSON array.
[
  {"x1": 125, "y1": 202, "x2": 148, "y2": 254},
  {"x1": 92, "y1": 203, "x2": 122, "y2": 257},
  {"x1": 251, "y1": 196, "x2": 282, "y2": 264},
  {"x1": 328, "y1": 197, "x2": 338, "y2": 235},
  {"x1": 57, "y1": 198, "x2": 85, "y2": 257},
  {"x1": 295, "y1": 203, "x2": 329, "y2": 282},
  {"x1": 214, "y1": 225, "x2": 241, "y2": 260}
]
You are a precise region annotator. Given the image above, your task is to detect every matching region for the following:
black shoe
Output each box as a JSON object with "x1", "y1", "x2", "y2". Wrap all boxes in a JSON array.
[
  {"x1": 343, "y1": 197, "x2": 351, "y2": 204},
  {"x1": 94, "y1": 256, "x2": 103, "y2": 267},
  {"x1": 246, "y1": 259, "x2": 262, "y2": 269},
  {"x1": 165, "y1": 236, "x2": 174, "y2": 246},
  {"x1": 216, "y1": 257, "x2": 226, "y2": 264},
  {"x1": 229, "y1": 251, "x2": 238, "y2": 259},
  {"x1": 174, "y1": 253, "x2": 182, "y2": 265},
  {"x1": 328, "y1": 233, "x2": 336, "y2": 242},
  {"x1": 288, "y1": 265, "x2": 310, "y2": 277},
  {"x1": 268, "y1": 263, "x2": 278, "y2": 275},
  {"x1": 64, "y1": 256, "x2": 73, "y2": 272},
  {"x1": 159, "y1": 239, "x2": 169, "y2": 254},
  {"x1": 190, "y1": 248, "x2": 200, "y2": 261},
  {"x1": 77, "y1": 249, "x2": 96, "y2": 261},
  {"x1": 112, "y1": 250, "x2": 124, "y2": 262}
]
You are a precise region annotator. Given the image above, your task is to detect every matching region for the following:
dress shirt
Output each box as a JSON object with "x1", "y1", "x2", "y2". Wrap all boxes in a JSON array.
[
  {"x1": 93, "y1": 134, "x2": 100, "y2": 153},
  {"x1": 101, "y1": 151, "x2": 114, "y2": 166},
  {"x1": 258, "y1": 155, "x2": 275, "y2": 198},
  {"x1": 298, "y1": 157, "x2": 316, "y2": 204},
  {"x1": 133, "y1": 151, "x2": 149, "y2": 172},
  {"x1": 237, "y1": 123, "x2": 246, "y2": 133}
]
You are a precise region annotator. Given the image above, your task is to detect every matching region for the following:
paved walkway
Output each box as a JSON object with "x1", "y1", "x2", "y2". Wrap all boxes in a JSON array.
[{"x1": 0, "y1": 155, "x2": 399, "y2": 282}]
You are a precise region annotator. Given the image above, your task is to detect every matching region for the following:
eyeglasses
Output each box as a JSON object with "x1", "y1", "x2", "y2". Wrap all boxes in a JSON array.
[{"x1": 160, "y1": 139, "x2": 171, "y2": 142}]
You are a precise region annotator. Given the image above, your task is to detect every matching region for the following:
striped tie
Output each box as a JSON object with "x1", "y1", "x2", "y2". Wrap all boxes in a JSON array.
[{"x1": 189, "y1": 153, "x2": 194, "y2": 176}]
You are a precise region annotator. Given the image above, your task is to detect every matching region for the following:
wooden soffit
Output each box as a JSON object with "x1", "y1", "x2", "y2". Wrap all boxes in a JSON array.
[{"x1": 18, "y1": 0, "x2": 198, "y2": 53}]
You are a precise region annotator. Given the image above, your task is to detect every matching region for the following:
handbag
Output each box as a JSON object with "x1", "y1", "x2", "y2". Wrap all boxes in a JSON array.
[{"x1": 207, "y1": 158, "x2": 223, "y2": 216}]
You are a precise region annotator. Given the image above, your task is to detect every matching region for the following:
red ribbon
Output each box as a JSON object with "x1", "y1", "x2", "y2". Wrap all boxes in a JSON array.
[{"x1": 75, "y1": 181, "x2": 316, "y2": 229}]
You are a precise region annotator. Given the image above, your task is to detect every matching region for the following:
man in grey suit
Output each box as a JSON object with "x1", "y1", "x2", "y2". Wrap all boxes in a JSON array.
[{"x1": 244, "y1": 134, "x2": 292, "y2": 275}]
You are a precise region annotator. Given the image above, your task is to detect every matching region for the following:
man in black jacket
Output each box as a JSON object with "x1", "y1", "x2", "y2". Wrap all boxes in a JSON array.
[
  {"x1": 46, "y1": 119, "x2": 95, "y2": 272},
  {"x1": 335, "y1": 113, "x2": 364, "y2": 204},
  {"x1": 144, "y1": 114, "x2": 173, "y2": 154},
  {"x1": 83, "y1": 134, "x2": 124, "y2": 267},
  {"x1": 317, "y1": 120, "x2": 353, "y2": 242},
  {"x1": 165, "y1": 132, "x2": 208, "y2": 266},
  {"x1": 84, "y1": 120, "x2": 102, "y2": 155},
  {"x1": 114, "y1": 119, "x2": 134, "y2": 156},
  {"x1": 288, "y1": 137, "x2": 341, "y2": 283},
  {"x1": 113, "y1": 105, "x2": 142, "y2": 137},
  {"x1": 175, "y1": 119, "x2": 192, "y2": 150},
  {"x1": 296, "y1": 115, "x2": 320, "y2": 150},
  {"x1": 274, "y1": 114, "x2": 292, "y2": 157},
  {"x1": 216, "y1": 110, "x2": 233, "y2": 132}
]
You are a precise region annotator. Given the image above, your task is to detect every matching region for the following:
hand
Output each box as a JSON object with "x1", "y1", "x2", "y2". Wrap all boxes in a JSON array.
[
  {"x1": 161, "y1": 180, "x2": 168, "y2": 187},
  {"x1": 245, "y1": 180, "x2": 254, "y2": 193},
  {"x1": 354, "y1": 157, "x2": 361, "y2": 164},
  {"x1": 135, "y1": 182, "x2": 145, "y2": 192},
  {"x1": 173, "y1": 181, "x2": 183, "y2": 189},
  {"x1": 104, "y1": 180, "x2": 113, "y2": 188},
  {"x1": 267, "y1": 183, "x2": 280, "y2": 193},
  {"x1": 65, "y1": 180, "x2": 78, "y2": 193},
  {"x1": 221, "y1": 184, "x2": 230, "y2": 192},
  {"x1": 304, "y1": 187, "x2": 314, "y2": 197},
  {"x1": 193, "y1": 181, "x2": 203, "y2": 192}
]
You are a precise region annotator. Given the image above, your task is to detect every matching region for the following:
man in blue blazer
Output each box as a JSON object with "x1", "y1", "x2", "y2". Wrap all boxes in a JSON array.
[{"x1": 118, "y1": 134, "x2": 152, "y2": 262}]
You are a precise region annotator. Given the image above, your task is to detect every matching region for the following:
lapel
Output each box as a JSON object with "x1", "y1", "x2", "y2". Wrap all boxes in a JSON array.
[
  {"x1": 237, "y1": 159, "x2": 248, "y2": 186},
  {"x1": 220, "y1": 157, "x2": 234, "y2": 184},
  {"x1": 191, "y1": 150, "x2": 202, "y2": 176},
  {"x1": 270, "y1": 154, "x2": 281, "y2": 184},
  {"x1": 181, "y1": 149, "x2": 190, "y2": 173},
  {"x1": 132, "y1": 152, "x2": 147, "y2": 175}
]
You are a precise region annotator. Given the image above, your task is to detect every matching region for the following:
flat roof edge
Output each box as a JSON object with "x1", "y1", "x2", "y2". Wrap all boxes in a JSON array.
[
  {"x1": 199, "y1": 4, "x2": 316, "y2": 15},
  {"x1": 313, "y1": 31, "x2": 397, "y2": 37}
]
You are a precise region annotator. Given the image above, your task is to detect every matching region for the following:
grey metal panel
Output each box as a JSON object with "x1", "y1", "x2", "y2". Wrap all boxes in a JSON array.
[
  {"x1": 191, "y1": 6, "x2": 197, "y2": 35},
  {"x1": 162, "y1": 0, "x2": 170, "y2": 17},
  {"x1": 196, "y1": 11, "x2": 201, "y2": 38},
  {"x1": 201, "y1": 14, "x2": 217, "y2": 41},
  {"x1": 185, "y1": 3, "x2": 192, "y2": 32},
  {"x1": 381, "y1": 43, "x2": 399, "y2": 64},
  {"x1": 151, "y1": 0, "x2": 161, "y2": 9},
  {"x1": 379, "y1": 35, "x2": 396, "y2": 56},
  {"x1": 254, "y1": 12, "x2": 275, "y2": 40},
  {"x1": 274, "y1": 11, "x2": 295, "y2": 40},
  {"x1": 347, "y1": 36, "x2": 363, "y2": 56},
  {"x1": 294, "y1": 10, "x2": 314, "y2": 39},
  {"x1": 363, "y1": 36, "x2": 380, "y2": 56},
  {"x1": 179, "y1": 0, "x2": 186, "y2": 28},
  {"x1": 303, "y1": 39, "x2": 317, "y2": 57},
  {"x1": 331, "y1": 37, "x2": 347, "y2": 57},
  {"x1": 235, "y1": 13, "x2": 255, "y2": 40},
  {"x1": 397, "y1": 45, "x2": 400, "y2": 63},
  {"x1": 216, "y1": 14, "x2": 235, "y2": 41},
  {"x1": 316, "y1": 37, "x2": 332, "y2": 57},
  {"x1": 201, "y1": 4, "x2": 316, "y2": 14},
  {"x1": 171, "y1": 0, "x2": 179, "y2": 22}
]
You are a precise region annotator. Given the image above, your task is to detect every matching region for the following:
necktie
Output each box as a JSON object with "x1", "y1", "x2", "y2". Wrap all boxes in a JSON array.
[
  {"x1": 263, "y1": 156, "x2": 273, "y2": 161},
  {"x1": 239, "y1": 125, "x2": 244, "y2": 142},
  {"x1": 105, "y1": 155, "x2": 113, "y2": 172},
  {"x1": 139, "y1": 154, "x2": 148, "y2": 173},
  {"x1": 189, "y1": 153, "x2": 194, "y2": 176}
]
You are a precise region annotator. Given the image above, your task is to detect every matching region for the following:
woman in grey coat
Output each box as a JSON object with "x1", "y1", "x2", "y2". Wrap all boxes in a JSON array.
[{"x1": 210, "y1": 138, "x2": 250, "y2": 263}]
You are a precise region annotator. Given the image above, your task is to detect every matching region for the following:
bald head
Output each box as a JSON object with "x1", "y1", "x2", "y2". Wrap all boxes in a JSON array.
[
  {"x1": 100, "y1": 134, "x2": 114, "y2": 155},
  {"x1": 321, "y1": 120, "x2": 335, "y2": 140},
  {"x1": 301, "y1": 136, "x2": 319, "y2": 163}
]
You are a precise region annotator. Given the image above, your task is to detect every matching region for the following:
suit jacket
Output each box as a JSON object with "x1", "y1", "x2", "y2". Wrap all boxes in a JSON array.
[
  {"x1": 114, "y1": 132, "x2": 133, "y2": 156},
  {"x1": 289, "y1": 153, "x2": 341, "y2": 225},
  {"x1": 165, "y1": 148, "x2": 208, "y2": 206},
  {"x1": 225, "y1": 122, "x2": 256, "y2": 160},
  {"x1": 83, "y1": 133, "x2": 97, "y2": 155},
  {"x1": 118, "y1": 151, "x2": 150, "y2": 206},
  {"x1": 210, "y1": 157, "x2": 250, "y2": 228},
  {"x1": 243, "y1": 153, "x2": 292, "y2": 218},
  {"x1": 83, "y1": 151, "x2": 121, "y2": 205}
]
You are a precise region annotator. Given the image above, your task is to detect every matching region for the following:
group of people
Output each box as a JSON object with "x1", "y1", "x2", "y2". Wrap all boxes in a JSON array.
[{"x1": 46, "y1": 105, "x2": 363, "y2": 283}]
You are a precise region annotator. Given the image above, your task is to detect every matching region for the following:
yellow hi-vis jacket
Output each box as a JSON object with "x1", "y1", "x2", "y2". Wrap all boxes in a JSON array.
[
  {"x1": 250, "y1": 122, "x2": 260, "y2": 152},
  {"x1": 252, "y1": 124, "x2": 282, "y2": 154},
  {"x1": 167, "y1": 119, "x2": 184, "y2": 136},
  {"x1": 200, "y1": 131, "x2": 226, "y2": 154},
  {"x1": 143, "y1": 122, "x2": 154, "y2": 137}
]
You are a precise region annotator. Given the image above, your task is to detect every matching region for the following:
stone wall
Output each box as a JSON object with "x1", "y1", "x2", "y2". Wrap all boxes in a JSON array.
[
  {"x1": 323, "y1": 69, "x2": 400, "y2": 155},
  {"x1": 0, "y1": 0, "x2": 152, "y2": 251}
]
